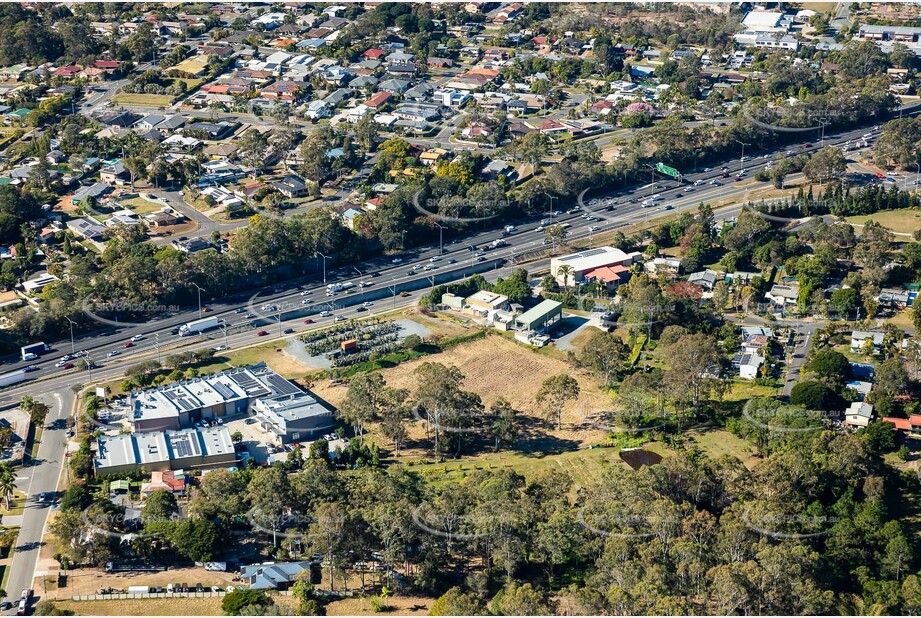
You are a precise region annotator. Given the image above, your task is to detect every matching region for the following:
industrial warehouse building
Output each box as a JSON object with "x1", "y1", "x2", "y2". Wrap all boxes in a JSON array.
[
  {"x1": 251, "y1": 391, "x2": 337, "y2": 444},
  {"x1": 549, "y1": 246, "x2": 639, "y2": 287},
  {"x1": 94, "y1": 426, "x2": 236, "y2": 475},
  {"x1": 129, "y1": 363, "x2": 311, "y2": 432},
  {"x1": 515, "y1": 299, "x2": 563, "y2": 333}
]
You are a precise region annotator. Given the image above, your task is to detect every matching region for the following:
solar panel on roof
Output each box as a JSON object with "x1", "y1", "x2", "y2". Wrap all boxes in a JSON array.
[{"x1": 212, "y1": 382, "x2": 236, "y2": 399}]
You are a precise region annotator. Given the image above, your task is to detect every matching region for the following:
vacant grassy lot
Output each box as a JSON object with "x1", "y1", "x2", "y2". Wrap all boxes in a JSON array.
[
  {"x1": 313, "y1": 332, "x2": 614, "y2": 458},
  {"x1": 687, "y1": 428, "x2": 759, "y2": 468},
  {"x1": 111, "y1": 93, "x2": 173, "y2": 108},
  {"x1": 326, "y1": 595, "x2": 434, "y2": 615},
  {"x1": 846, "y1": 208, "x2": 921, "y2": 235},
  {"x1": 196, "y1": 339, "x2": 309, "y2": 379},
  {"x1": 119, "y1": 196, "x2": 163, "y2": 215},
  {"x1": 411, "y1": 441, "x2": 670, "y2": 492},
  {"x1": 724, "y1": 378, "x2": 781, "y2": 402},
  {"x1": 56, "y1": 598, "x2": 223, "y2": 616}
]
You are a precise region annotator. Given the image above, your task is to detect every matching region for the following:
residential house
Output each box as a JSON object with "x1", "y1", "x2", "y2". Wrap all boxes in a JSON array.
[
  {"x1": 850, "y1": 330, "x2": 885, "y2": 353},
  {"x1": 271, "y1": 175, "x2": 308, "y2": 198},
  {"x1": 688, "y1": 270, "x2": 718, "y2": 291},
  {"x1": 732, "y1": 352, "x2": 765, "y2": 380},
  {"x1": 100, "y1": 161, "x2": 130, "y2": 184},
  {"x1": 22, "y1": 272, "x2": 60, "y2": 295},
  {"x1": 765, "y1": 284, "x2": 800, "y2": 308},
  {"x1": 72, "y1": 182, "x2": 112, "y2": 205},
  {"x1": 241, "y1": 562, "x2": 312, "y2": 590},
  {"x1": 66, "y1": 217, "x2": 106, "y2": 240},
  {"x1": 844, "y1": 401, "x2": 873, "y2": 428}
]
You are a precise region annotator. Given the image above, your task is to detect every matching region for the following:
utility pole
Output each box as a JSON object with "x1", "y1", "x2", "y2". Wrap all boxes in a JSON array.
[
  {"x1": 390, "y1": 277, "x2": 397, "y2": 308},
  {"x1": 353, "y1": 266, "x2": 363, "y2": 290},
  {"x1": 544, "y1": 193, "x2": 556, "y2": 221},
  {"x1": 154, "y1": 333, "x2": 161, "y2": 365}
]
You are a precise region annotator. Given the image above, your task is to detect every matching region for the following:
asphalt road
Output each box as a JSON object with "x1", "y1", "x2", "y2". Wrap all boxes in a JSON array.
[
  {"x1": 3, "y1": 389, "x2": 75, "y2": 608},
  {"x1": 2, "y1": 111, "x2": 912, "y2": 393}
]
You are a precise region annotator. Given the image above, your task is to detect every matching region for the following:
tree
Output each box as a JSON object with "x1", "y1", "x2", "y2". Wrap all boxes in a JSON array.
[
  {"x1": 875, "y1": 359, "x2": 909, "y2": 397},
  {"x1": 339, "y1": 372, "x2": 386, "y2": 437},
  {"x1": 237, "y1": 129, "x2": 269, "y2": 178},
  {"x1": 790, "y1": 380, "x2": 837, "y2": 411},
  {"x1": 488, "y1": 397, "x2": 520, "y2": 452},
  {"x1": 556, "y1": 264, "x2": 574, "y2": 290},
  {"x1": 222, "y1": 590, "x2": 273, "y2": 615},
  {"x1": 0, "y1": 462, "x2": 14, "y2": 511},
  {"x1": 247, "y1": 467, "x2": 292, "y2": 546},
  {"x1": 171, "y1": 518, "x2": 220, "y2": 562},
  {"x1": 803, "y1": 147, "x2": 847, "y2": 184},
  {"x1": 141, "y1": 489, "x2": 178, "y2": 529},
  {"x1": 429, "y1": 587, "x2": 484, "y2": 616},
  {"x1": 516, "y1": 131, "x2": 549, "y2": 171},
  {"x1": 662, "y1": 334, "x2": 724, "y2": 416},
  {"x1": 579, "y1": 331, "x2": 627, "y2": 384},
  {"x1": 831, "y1": 287, "x2": 860, "y2": 319},
  {"x1": 807, "y1": 349, "x2": 850, "y2": 389},
  {"x1": 536, "y1": 374, "x2": 580, "y2": 429},
  {"x1": 125, "y1": 23, "x2": 156, "y2": 62},
  {"x1": 490, "y1": 582, "x2": 550, "y2": 616}
]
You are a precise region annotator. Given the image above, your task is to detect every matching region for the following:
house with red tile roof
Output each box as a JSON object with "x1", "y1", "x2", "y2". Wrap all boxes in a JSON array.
[
  {"x1": 362, "y1": 48, "x2": 387, "y2": 60},
  {"x1": 365, "y1": 91, "x2": 392, "y2": 108}
]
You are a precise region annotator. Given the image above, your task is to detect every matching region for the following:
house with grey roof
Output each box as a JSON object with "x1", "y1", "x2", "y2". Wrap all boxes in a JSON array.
[
  {"x1": 72, "y1": 182, "x2": 112, "y2": 205},
  {"x1": 241, "y1": 562, "x2": 313, "y2": 590}
]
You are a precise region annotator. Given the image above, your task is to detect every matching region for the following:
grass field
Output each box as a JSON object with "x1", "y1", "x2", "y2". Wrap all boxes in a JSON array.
[
  {"x1": 111, "y1": 93, "x2": 173, "y2": 108},
  {"x1": 119, "y1": 196, "x2": 163, "y2": 215},
  {"x1": 0, "y1": 490, "x2": 25, "y2": 517},
  {"x1": 55, "y1": 594, "x2": 433, "y2": 616},
  {"x1": 687, "y1": 428, "x2": 759, "y2": 468},
  {"x1": 56, "y1": 598, "x2": 224, "y2": 616},
  {"x1": 724, "y1": 378, "x2": 781, "y2": 402},
  {"x1": 311, "y1": 332, "x2": 614, "y2": 459},
  {"x1": 846, "y1": 208, "x2": 921, "y2": 235},
  {"x1": 410, "y1": 441, "x2": 669, "y2": 492}
]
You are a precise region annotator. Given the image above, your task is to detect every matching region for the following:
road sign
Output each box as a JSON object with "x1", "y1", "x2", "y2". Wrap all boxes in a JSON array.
[{"x1": 656, "y1": 162, "x2": 680, "y2": 178}]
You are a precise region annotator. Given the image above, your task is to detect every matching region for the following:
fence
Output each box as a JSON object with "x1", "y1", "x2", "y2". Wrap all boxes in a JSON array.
[{"x1": 72, "y1": 591, "x2": 226, "y2": 601}]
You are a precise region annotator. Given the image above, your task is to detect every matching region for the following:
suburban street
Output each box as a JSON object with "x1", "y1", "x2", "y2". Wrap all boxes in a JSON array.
[{"x1": 4, "y1": 390, "x2": 75, "y2": 606}]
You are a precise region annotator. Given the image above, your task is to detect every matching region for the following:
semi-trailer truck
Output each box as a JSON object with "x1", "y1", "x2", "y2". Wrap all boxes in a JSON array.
[
  {"x1": 21, "y1": 342, "x2": 49, "y2": 361},
  {"x1": 178, "y1": 316, "x2": 221, "y2": 337},
  {"x1": 326, "y1": 282, "x2": 354, "y2": 293},
  {"x1": 0, "y1": 369, "x2": 27, "y2": 388}
]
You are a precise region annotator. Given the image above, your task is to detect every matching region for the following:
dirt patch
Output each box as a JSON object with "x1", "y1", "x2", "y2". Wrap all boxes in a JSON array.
[
  {"x1": 619, "y1": 447, "x2": 663, "y2": 470},
  {"x1": 313, "y1": 332, "x2": 612, "y2": 457}
]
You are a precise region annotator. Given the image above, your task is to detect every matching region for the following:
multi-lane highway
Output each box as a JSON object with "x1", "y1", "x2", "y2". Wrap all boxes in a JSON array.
[{"x1": 1, "y1": 108, "x2": 914, "y2": 400}]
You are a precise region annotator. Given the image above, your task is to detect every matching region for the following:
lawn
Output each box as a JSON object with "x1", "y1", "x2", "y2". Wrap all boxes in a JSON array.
[
  {"x1": 846, "y1": 208, "x2": 921, "y2": 235},
  {"x1": 0, "y1": 490, "x2": 26, "y2": 517},
  {"x1": 195, "y1": 340, "x2": 309, "y2": 379},
  {"x1": 111, "y1": 92, "x2": 173, "y2": 108},
  {"x1": 724, "y1": 377, "x2": 781, "y2": 402},
  {"x1": 686, "y1": 428, "x2": 759, "y2": 469},
  {"x1": 56, "y1": 598, "x2": 223, "y2": 616},
  {"x1": 119, "y1": 196, "x2": 163, "y2": 215},
  {"x1": 410, "y1": 441, "x2": 670, "y2": 494}
]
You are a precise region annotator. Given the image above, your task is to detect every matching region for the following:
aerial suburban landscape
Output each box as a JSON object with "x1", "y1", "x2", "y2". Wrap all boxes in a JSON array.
[{"x1": 2, "y1": 1, "x2": 921, "y2": 616}]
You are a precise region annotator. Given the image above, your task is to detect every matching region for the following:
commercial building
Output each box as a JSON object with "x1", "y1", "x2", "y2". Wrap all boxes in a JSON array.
[
  {"x1": 129, "y1": 364, "x2": 306, "y2": 432},
  {"x1": 550, "y1": 246, "x2": 637, "y2": 287},
  {"x1": 465, "y1": 290, "x2": 510, "y2": 318},
  {"x1": 515, "y1": 299, "x2": 563, "y2": 333},
  {"x1": 94, "y1": 426, "x2": 236, "y2": 475},
  {"x1": 251, "y1": 391, "x2": 336, "y2": 444}
]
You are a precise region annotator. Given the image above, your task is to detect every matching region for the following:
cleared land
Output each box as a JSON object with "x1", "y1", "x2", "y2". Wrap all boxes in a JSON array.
[
  {"x1": 846, "y1": 208, "x2": 921, "y2": 235},
  {"x1": 118, "y1": 196, "x2": 163, "y2": 215},
  {"x1": 110, "y1": 93, "x2": 174, "y2": 107},
  {"x1": 56, "y1": 598, "x2": 223, "y2": 616}
]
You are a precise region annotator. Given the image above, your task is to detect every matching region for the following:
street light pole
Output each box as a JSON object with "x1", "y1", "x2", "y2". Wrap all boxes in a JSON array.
[
  {"x1": 64, "y1": 317, "x2": 76, "y2": 356},
  {"x1": 390, "y1": 277, "x2": 397, "y2": 308},
  {"x1": 353, "y1": 266, "x2": 363, "y2": 289},
  {"x1": 735, "y1": 140, "x2": 749, "y2": 176},
  {"x1": 191, "y1": 282, "x2": 204, "y2": 320},
  {"x1": 316, "y1": 251, "x2": 329, "y2": 284},
  {"x1": 434, "y1": 222, "x2": 445, "y2": 255}
]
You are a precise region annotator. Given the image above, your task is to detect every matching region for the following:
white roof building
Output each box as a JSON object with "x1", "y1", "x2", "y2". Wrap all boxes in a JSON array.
[
  {"x1": 550, "y1": 246, "x2": 637, "y2": 285},
  {"x1": 742, "y1": 10, "x2": 785, "y2": 31}
]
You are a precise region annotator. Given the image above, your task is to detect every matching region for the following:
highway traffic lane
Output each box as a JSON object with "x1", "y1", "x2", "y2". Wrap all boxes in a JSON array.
[{"x1": 0, "y1": 113, "x2": 903, "y2": 375}]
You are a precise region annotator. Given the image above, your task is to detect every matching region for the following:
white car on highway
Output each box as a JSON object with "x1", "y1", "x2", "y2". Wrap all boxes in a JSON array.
[{"x1": 131, "y1": 334, "x2": 144, "y2": 342}]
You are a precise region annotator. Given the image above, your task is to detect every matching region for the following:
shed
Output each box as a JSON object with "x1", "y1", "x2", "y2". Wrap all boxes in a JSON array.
[{"x1": 514, "y1": 299, "x2": 563, "y2": 332}]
